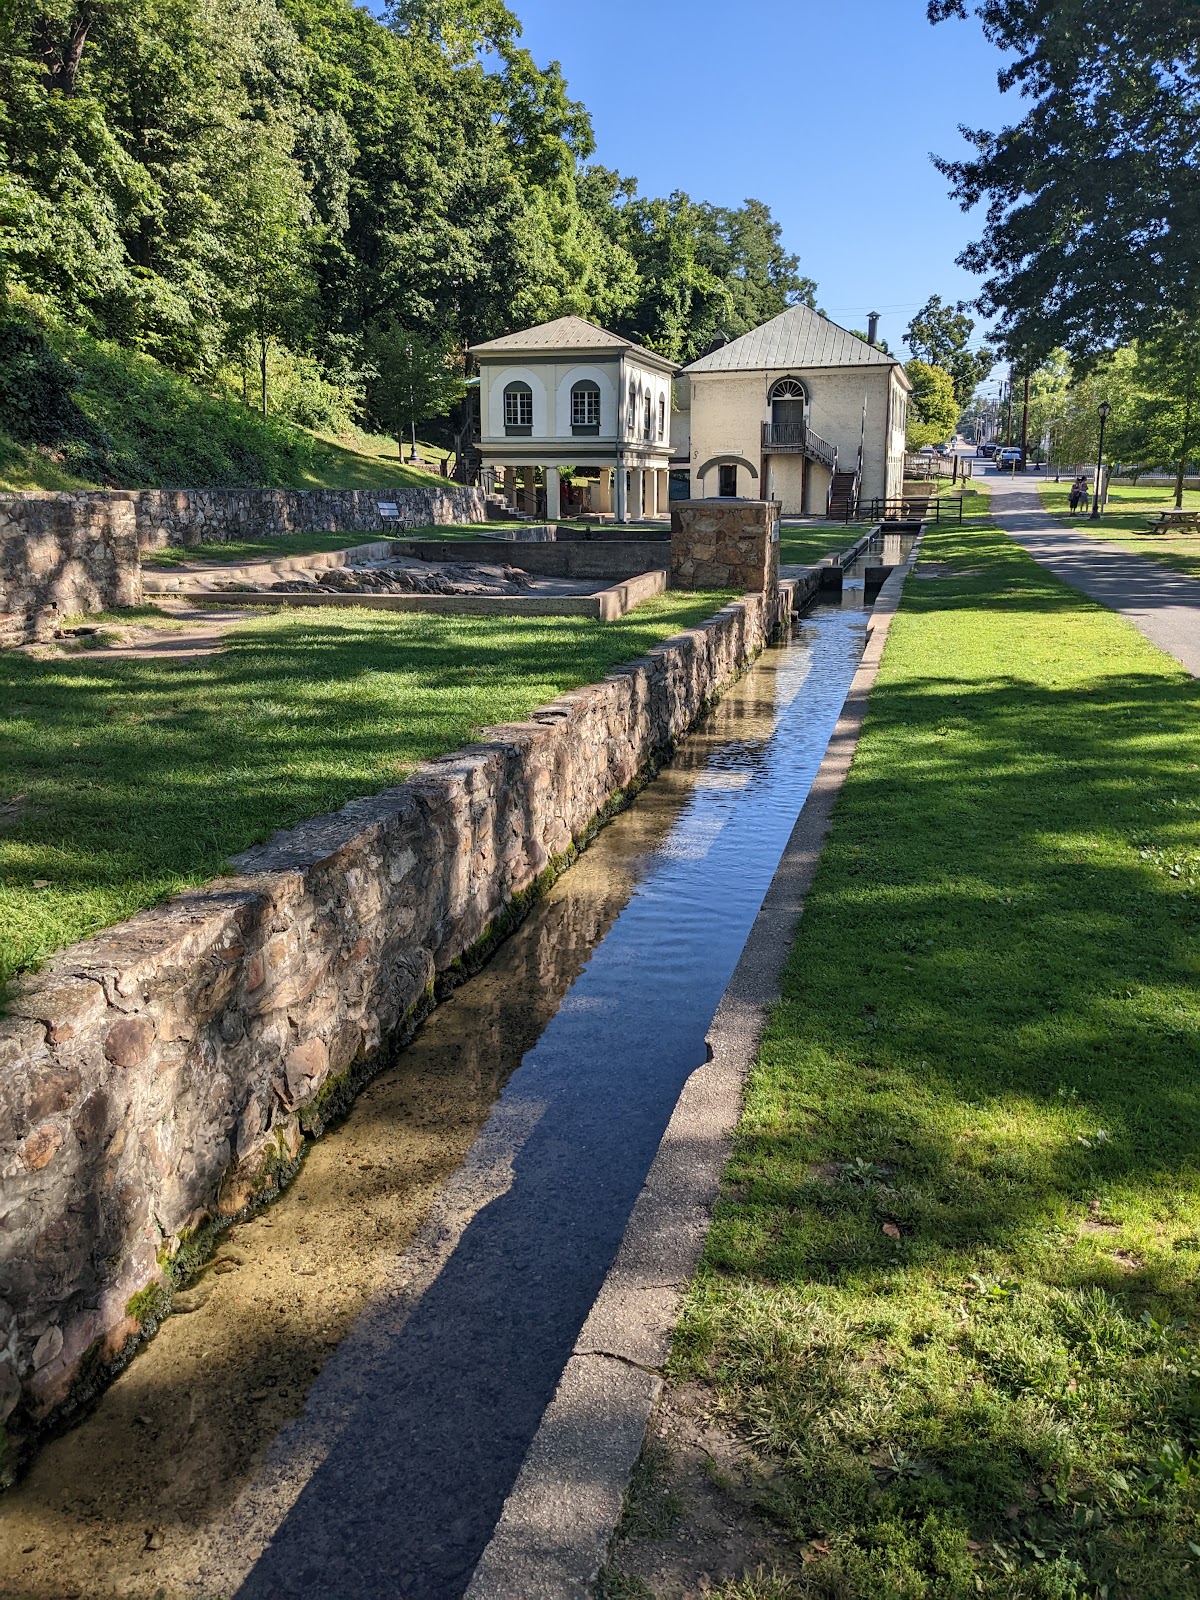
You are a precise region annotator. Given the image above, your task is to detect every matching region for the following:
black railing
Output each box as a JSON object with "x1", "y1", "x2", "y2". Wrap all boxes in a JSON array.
[
  {"x1": 844, "y1": 494, "x2": 966, "y2": 525},
  {"x1": 760, "y1": 421, "x2": 838, "y2": 472}
]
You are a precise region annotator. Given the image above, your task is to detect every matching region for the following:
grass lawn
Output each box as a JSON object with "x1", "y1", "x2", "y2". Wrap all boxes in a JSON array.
[
  {"x1": 141, "y1": 533, "x2": 415, "y2": 567},
  {"x1": 778, "y1": 528, "x2": 859, "y2": 568},
  {"x1": 612, "y1": 517, "x2": 1200, "y2": 1597},
  {"x1": 1039, "y1": 480, "x2": 1200, "y2": 583},
  {"x1": 140, "y1": 523, "x2": 645, "y2": 567},
  {"x1": 0, "y1": 593, "x2": 732, "y2": 992}
]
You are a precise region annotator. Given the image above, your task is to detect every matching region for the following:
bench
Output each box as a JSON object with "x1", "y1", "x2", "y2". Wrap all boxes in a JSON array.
[{"x1": 1145, "y1": 509, "x2": 1200, "y2": 535}]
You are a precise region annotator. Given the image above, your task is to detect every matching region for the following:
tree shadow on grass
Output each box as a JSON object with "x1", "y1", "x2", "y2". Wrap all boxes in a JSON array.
[{"x1": 679, "y1": 653, "x2": 1200, "y2": 1595}]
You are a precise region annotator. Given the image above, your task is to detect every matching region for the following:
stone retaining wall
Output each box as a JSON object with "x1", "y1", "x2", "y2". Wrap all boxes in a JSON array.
[
  {"x1": 129, "y1": 485, "x2": 486, "y2": 550},
  {"x1": 0, "y1": 486, "x2": 485, "y2": 643},
  {"x1": 0, "y1": 495, "x2": 143, "y2": 646},
  {"x1": 0, "y1": 588, "x2": 788, "y2": 1437}
]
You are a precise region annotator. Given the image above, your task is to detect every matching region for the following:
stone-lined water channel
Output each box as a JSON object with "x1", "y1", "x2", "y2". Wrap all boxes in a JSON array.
[{"x1": 0, "y1": 556, "x2": 899, "y2": 1599}]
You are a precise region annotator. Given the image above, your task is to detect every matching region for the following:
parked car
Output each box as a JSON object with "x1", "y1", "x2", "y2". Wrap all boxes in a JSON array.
[
  {"x1": 977, "y1": 442, "x2": 998, "y2": 458},
  {"x1": 996, "y1": 447, "x2": 1024, "y2": 468}
]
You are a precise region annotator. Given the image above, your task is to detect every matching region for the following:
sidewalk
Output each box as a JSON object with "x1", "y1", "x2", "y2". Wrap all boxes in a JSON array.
[{"x1": 985, "y1": 470, "x2": 1200, "y2": 676}]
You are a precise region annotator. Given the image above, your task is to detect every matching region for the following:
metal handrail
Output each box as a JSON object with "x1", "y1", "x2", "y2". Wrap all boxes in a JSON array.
[
  {"x1": 846, "y1": 494, "x2": 966, "y2": 525},
  {"x1": 760, "y1": 421, "x2": 838, "y2": 472}
]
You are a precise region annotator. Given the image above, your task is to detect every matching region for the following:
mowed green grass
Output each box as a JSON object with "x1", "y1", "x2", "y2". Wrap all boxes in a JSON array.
[
  {"x1": 139, "y1": 524, "x2": 600, "y2": 567},
  {"x1": 0, "y1": 593, "x2": 732, "y2": 990},
  {"x1": 1039, "y1": 479, "x2": 1200, "y2": 583},
  {"x1": 672, "y1": 519, "x2": 1200, "y2": 1596}
]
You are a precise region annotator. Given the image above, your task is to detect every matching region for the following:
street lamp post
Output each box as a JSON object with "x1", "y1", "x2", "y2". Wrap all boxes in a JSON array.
[
  {"x1": 1090, "y1": 400, "x2": 1112, "y2": 519},
  {"x1": 405, "y1": 342, "x2": 418, "y2": 464}
]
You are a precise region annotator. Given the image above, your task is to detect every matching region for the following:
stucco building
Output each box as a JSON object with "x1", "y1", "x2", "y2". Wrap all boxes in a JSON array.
[
  {"x1": 469, "y1": 316, "x2": 678, "y2": 521},
  {"x1": 677, "y1": 303, "x2": 911, "y2": 517},
  {"x1": 469, "y1": 304, "x2": 911, "y2": 521}
]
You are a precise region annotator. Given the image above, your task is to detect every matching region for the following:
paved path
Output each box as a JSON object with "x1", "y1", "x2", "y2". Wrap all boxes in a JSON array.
[{"x1": 984, "y1": 471, "x2": 1200, "y2": 676}]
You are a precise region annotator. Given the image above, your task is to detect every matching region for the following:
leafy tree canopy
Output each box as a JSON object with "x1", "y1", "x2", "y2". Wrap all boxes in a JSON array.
[
  {"x1": 905, "y1": 359, "x2": 959, "y2": 449},
  {"x1": 904, "y1": 293, "x2": 994, "y2": 405},
  {"x1": 0, "y1": 0, "x2": 815, "y2": 440},
  {"x1": 930, "y1": 0, "x2": 1200, "y2": 364}
]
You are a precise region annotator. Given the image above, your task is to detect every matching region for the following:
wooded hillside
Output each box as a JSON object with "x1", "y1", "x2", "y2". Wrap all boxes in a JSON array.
[{"x1": 0, "y1": 0, "x2": 815, "y2": 482}]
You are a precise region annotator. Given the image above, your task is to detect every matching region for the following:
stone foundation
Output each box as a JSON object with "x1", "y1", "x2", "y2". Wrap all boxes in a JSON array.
[
  {"x1": 669, "y1": 498, "x2": 780, "y2": 595},
  {"x1": 0, "y1": 495, "x2": 143, "y2": 646},
  {"x1": 0, "y1": 587, "x2": 789, "y2": 1436},
  {"x1": 0, "y1": 486, "x2": 486, "y2": 644}
]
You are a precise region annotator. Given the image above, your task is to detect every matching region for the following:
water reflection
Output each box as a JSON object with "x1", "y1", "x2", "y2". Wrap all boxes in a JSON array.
[{"x1": 236, "y1": 604, "x2": 871, "y2": 1600}]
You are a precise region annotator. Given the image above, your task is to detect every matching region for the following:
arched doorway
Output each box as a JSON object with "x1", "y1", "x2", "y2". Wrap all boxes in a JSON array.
[{"x1": 769, "y1": 376, "x2": 807, "y2": 444}]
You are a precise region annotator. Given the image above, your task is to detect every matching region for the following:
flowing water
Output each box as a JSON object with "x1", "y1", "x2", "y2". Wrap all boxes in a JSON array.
[{"x1": 0, "y1": 560, "x2": 902, "y2": 1600}]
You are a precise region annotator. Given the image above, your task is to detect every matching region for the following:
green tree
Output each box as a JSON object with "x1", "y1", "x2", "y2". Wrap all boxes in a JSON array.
[
  {"x1": 930, "y1": 0, "x2": 1200, "y2": 362},
  {"x1": 1122, "y1": 323, "x2": 1200, "y2": 505},
  {"x1": 904, "y1": 294, "x2": 994, "y2": 405},
  {"x1": 364, "y1": 323, "x2": 465, "y2": 458},
  {"x1": 224, "y1": 121, "x2": 317, "y2": 415},
  {"x1": 905, "y1": 360, "x2": 958, "y2": 449}
]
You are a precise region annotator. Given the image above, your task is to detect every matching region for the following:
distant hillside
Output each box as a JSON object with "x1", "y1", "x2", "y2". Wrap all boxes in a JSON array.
[{"x1": 0, "y1": 303, "x2": 446, "y2": 493}]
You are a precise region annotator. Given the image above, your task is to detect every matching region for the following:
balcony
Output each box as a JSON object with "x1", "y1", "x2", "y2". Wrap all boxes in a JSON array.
[
  {"x1": 761, "y1": 421, "x2": 807, "y2": 453},
  {"x1": 760, "y1": 422, "x2": 838, "y2": 472}
]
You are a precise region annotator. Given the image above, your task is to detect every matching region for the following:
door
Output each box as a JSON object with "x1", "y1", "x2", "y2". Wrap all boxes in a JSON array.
[{"x1": 718, "y1": 463, "x2": 738, "y2": 497}]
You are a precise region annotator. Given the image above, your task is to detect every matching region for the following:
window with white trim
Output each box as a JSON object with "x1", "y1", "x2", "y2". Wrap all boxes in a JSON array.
[
  {"x1": 643, "y1": 392, "x2": 652, "y2": 440},
  {"x1": 504, "y1": 381, "x2": 533, "y2": 434},
  {"x1": 571, "y1": 381, "x2": 600, "y2": 433},
  {"x1": 658, "y1": 394, "x2": 666, "y2": 440}
]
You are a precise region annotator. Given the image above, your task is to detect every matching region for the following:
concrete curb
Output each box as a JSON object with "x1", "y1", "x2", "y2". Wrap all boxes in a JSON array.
[{"x1": 464, "y1": 534, "x2": 925, "y2": 1600}]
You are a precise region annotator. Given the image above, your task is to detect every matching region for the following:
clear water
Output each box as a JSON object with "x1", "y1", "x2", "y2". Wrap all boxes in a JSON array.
[{"x1": 236, "y1": 596, "x2": 875, "y2": 1599}]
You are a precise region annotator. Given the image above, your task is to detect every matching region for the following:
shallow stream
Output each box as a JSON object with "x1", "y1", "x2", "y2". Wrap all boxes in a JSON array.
[{"x1": 0, "y1": 561, "x2": 897, "y2": 1599}]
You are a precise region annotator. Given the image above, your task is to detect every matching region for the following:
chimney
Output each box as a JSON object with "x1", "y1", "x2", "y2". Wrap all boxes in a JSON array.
[{"x1": 867, "y1": 311, "x2": 880, "y2": 347}]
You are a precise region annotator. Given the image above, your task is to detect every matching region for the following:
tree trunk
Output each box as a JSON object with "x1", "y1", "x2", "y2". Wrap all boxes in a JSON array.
[
  {"x1": 259, "y1": 334, "x2": 268, "y2": 417},
  {"x1": 1178, "y1": 359, "x2": 1197, "y2": 508}
]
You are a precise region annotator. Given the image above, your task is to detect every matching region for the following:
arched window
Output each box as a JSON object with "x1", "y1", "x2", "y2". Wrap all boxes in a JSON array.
[
  {"x1": 643, "y1": 392, "x2": 652, "y2": 440},
  {"x1": 627, "y1": 379, "x2": 638, "y2": 435},
  {"x1": 571, "y1": 380, "x2": 600, "y2": 434},
  {"x1": 504, "y1": 381, "x2": 533, "y2": 435},
  {"x1": 658, "y1": 395, "x2": 666, "y2": 441},
  {"x1": 768, "y1": 376, "x2": 807, "y2": 444},
  {"x1": 769, "y1": 377, "x2": 808, "y2": 403}
]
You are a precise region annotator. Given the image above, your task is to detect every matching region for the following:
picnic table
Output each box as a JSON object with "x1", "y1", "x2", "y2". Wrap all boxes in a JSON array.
[{"x1": 1145, "y1": 507, "x2": 1200, "y2": 535}]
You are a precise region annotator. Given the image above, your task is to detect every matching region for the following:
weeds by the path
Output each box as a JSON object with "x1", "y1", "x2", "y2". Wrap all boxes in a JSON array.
[
  {"x1": 651, "y1": 519, "x2": 1200, "y2": 1597},
  {"x1": 0, "y1": 593, "x2": 731, "y2": 991}
]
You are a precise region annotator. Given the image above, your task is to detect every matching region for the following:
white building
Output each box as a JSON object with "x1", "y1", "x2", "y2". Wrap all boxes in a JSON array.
[
  {"x1": 469, "y1": 316, "x2": 679, "y2": 521},
  {"x1": 677, "y1": 303, "x2": 912, "y2": 516},
  {"x1": 469, "y1": 304, "x2": 911, "y2": 521}
]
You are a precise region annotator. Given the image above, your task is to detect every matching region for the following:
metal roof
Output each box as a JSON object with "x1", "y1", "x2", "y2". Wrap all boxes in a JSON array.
[
  {"x1": 469, "y1": 316, "x2": 679, "y2": 371},
  {"x1": 684, "y1": 303, "x2": 900, "y2": 375}
]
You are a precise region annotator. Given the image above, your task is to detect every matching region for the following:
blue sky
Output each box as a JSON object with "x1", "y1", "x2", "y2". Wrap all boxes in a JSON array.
[{"x1": 508, "y1": 0, "x2": 1015, "y2": 388}]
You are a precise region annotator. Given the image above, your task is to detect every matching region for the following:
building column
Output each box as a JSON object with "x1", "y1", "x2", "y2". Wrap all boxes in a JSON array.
[
  {"x1": 596, "y1": 470, "x2": 612, "y2": 514},
  {"x1": 656, "y1": 469, "x2": 668, "y2": 516},
  {"x1": 503, "y1": 466, "x2": 516, "y2": 506},
  {"x1": 614, "y1": 462, "x2": 628, "y2": 523},
  {"x1": 645, "y1": 469, "x2": 658, "y2": 518},
  {"x1": 520, "y1": 466, "x2": 536, "y2": 514},
  {"x1": 630, "y1": 468, "x2": 644, "y2": 521},
  {"x1": 544, "y1": 466, "x2": 561, "y2": 521}
]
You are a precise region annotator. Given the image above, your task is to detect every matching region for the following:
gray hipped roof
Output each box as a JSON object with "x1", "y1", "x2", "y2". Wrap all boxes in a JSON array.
[
  {"x1": 469, "y1": 316, "x2": 679, "y2": 371},
  {"x1": 684, "y1": 302, "x2": 899, "y2": 375}
]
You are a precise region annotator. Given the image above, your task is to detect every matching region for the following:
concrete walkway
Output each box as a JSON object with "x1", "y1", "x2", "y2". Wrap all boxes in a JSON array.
[{"x1": 985, "y1": 471, "x2": 1200, "y2": 677}]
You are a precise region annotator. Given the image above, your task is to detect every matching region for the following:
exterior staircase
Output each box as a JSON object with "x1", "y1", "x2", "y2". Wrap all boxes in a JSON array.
[{"x1": 827, "y1": 469, "x2": 859, "y2": 520}]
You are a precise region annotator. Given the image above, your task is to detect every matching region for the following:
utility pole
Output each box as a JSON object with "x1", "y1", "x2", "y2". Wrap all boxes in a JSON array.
[
  {"x1": 1006, "y1": 367, "x2": 1014, "y2": 445},
  {"x1": 1020, "y1": 367, "x2": 1030, "y2": 470}
]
